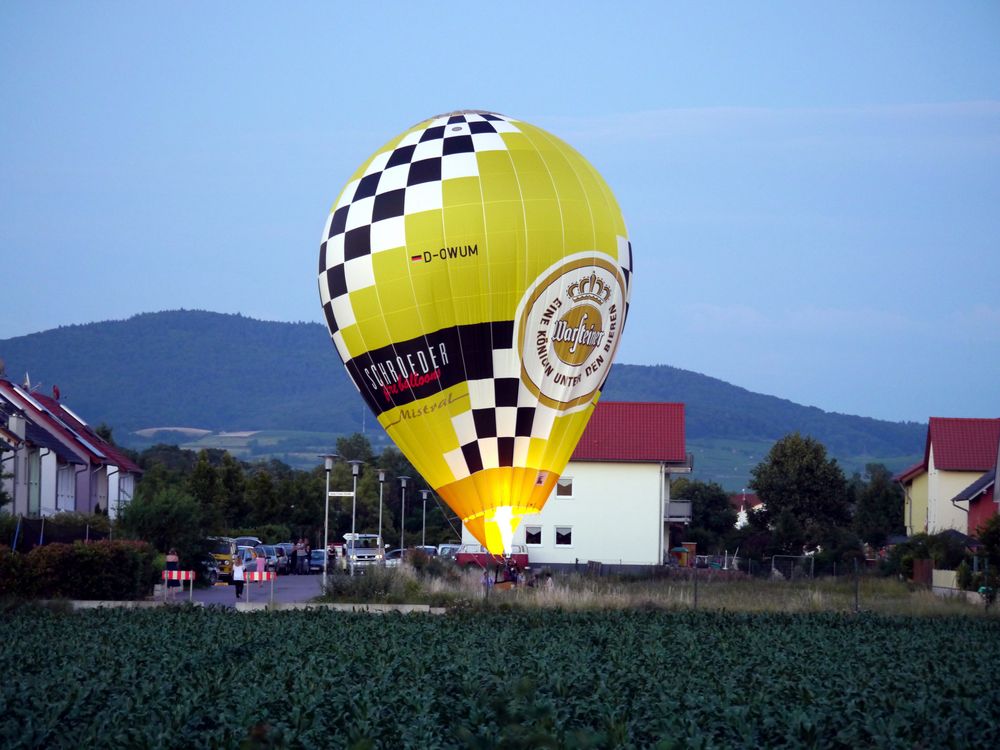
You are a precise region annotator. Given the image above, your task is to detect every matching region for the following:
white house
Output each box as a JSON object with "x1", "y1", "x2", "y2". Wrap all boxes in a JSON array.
[
  {"x1": 461, "y1": 401, "x2": 690, "y2": 570},
  {"x1": 0, "y1": 379, "x2": 142, "y2": 519}
]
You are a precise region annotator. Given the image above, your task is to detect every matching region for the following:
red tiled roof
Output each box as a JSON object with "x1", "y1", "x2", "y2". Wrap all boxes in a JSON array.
[
  {"x1": 33, "y1": 392, "x2": 143, "y2": 474},
  {"x1": 894, "y1": 460, "x2": 924, "y2": 484},
  {"x1": 927, "y1": 417, "x2": 1000, "y2": 472},
  {"x1": 0, "y1": 380, "x2": 95, "y2": 464},
  {"x1": 572, "y1": 401, "x2": 686, "y2": 463}
]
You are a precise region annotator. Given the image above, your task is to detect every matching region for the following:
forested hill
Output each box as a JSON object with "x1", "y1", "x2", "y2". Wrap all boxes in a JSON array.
[
  {"x1": 0, "y1": 310, "x2": 924, "y2": 457},
  {"x1": 601, "y1": 365, "x2": 923, "y2": 458}
]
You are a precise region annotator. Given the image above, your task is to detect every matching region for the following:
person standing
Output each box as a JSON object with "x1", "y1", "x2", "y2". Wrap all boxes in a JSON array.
[
  {"x1": 232, "y1": 557, "x2": 245, "y2": 600},
  {"x1": 290, "y1": 542, "x2": 298, "y2": 576},
  {"x1": 302, "y1": 540, "x2": 311, "y2": 574},
  {"x1": 254, "y1": 547, "x2": 266, "y2": 586},
  {"x1": 165, "y1": 548, "x2": 180, "y2": 596}
]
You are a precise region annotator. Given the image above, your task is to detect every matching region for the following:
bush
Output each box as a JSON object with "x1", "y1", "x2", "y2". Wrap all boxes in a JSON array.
[
  {"x1": 0, "y1": 545, "x2": 24, "y2": 596},
  {"x1": 47, "y1": 511, "x2": 111, "y2": 535},
  {"x1": 4, "y1": 540, "x2": 158, "y2": 600},
  {"x1": 323, "y1": 566, "x2": 440, "y2": 604},
  {"x1": 0, "y1": 515, "x2": 18, "y2": 547}
]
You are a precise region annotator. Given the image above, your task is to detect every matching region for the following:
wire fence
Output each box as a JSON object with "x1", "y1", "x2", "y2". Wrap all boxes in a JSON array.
[{"x1": 5, "y1": 515, "x2": 110, "y2": 553}]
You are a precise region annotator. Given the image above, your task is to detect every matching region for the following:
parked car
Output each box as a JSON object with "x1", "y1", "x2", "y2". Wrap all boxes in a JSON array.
[
  {"x1": 236, "y1": 545, "x2": 260, "y2": 572},
  {"x1": 344, "y1": 533, "x2": 384, "y2": 570},
  {"x1": 437, "y1": 543, "x2": 461, "y2": 559},
  {"x1": 255, "y1": 544, "x2": 288, "y2": 575},
  {"x1": 308, "y1": 549, "x2": 329, "y2": 574},
  {"x1": 200, "y1": 555, "x2": 220, "y2": 585},
  {"x1": 385, "y1": 548, "x2": 404, "y2": 568},
  {"x1": 383, "y1": 546, "x2": 437, "y2": 568},
  {"x1": 455, "y1": 544, "x2": 529, "y2": 570},
  {"x1": 208, "y1": 536, "x2": 237, "y2": 580}
]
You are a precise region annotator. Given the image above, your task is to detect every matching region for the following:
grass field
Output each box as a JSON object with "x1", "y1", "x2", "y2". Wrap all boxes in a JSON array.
[
  {"x1": 3, "y1": 602, "x2": 998, "y2": 748},
  {"x1": 323, "y1": 564, "x2": 996, "y2": 620}
]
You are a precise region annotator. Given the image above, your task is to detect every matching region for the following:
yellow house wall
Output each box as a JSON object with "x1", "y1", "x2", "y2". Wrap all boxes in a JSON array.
[
  {"x1": 927, "y1": 445, "x2": 983, "y2": 534},
  {"x1": 904, "y1": 472, "x2": 929, "y2": 537}
]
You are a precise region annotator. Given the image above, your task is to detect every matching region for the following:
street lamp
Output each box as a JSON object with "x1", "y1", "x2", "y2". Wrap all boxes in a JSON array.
[
  {"x1": 348, "y1": 460, "x2": 364, "y2": 576},
  {"x1": 420, "y1": 489, "x2": 430, "y2": 547},
  {"x1": 377, "y1": 469, "x2": 386, "y2": 559},
  {"x1": 398, "y1": 475, "x2": 411, "y2": 552},
  {"x1": 319, "y1": 453, "x2": 339, "y2": 590}
]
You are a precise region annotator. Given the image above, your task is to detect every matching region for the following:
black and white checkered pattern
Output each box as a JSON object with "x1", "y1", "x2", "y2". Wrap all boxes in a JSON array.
[
  {"x1": 319, "y1": 112, "x2": 521, "y2": 364},
  {"x1": 442, "y1": 327, "x2": 559, "y2": 481}
]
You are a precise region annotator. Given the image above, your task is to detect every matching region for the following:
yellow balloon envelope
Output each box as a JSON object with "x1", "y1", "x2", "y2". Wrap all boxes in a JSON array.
[{"x1": 318, "y1": 111, "x2": 632, "y2": 554}]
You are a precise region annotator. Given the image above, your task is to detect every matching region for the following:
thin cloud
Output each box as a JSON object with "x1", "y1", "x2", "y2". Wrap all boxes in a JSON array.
[{"x1": 537, "y1": 101, "x2": 1000, "y2": 154}]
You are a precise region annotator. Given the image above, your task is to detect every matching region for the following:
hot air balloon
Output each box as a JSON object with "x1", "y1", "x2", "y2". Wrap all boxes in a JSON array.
[{"x1": 318, "y1": 110, "x2": 632, "y2": 555}]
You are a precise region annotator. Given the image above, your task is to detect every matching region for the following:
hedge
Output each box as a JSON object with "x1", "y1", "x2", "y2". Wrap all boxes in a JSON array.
[{"x1": 0, "y1": 541, "x2": 158, "y2": 600}]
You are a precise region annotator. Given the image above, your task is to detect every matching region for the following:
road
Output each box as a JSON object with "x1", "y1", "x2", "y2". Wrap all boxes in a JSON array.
[{"x1": 167, "y1": 572, "x2": 324, "y2": 608}]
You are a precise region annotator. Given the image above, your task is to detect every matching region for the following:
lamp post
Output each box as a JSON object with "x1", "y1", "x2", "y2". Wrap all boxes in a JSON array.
[
  {"x1": 348, "y1": 460, "x2": 364, "y2": 576},
  {"x1": 377, "y1": 469, "x2": 386, "y2": 560},
  {"x1": 420, "y1": 489, "x2": 430, "y2": 547},
  {"x1": 398, "y1": 475, "x2": 411, "y2": 552},
  {"x1": 319, "y1": 453, "x2": 339, "y2": 590}
]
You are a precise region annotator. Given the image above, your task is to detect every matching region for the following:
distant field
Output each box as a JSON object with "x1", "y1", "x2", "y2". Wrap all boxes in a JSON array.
[
  {"x1": 126, "y1": 428, "x2": 394, "y2": 470},
  {"x1": 2, "y1": 607, "x2": 997, "y2": 748},
  {"x1": 124, "y1": 430, "x2": 919, "y2": 487}
]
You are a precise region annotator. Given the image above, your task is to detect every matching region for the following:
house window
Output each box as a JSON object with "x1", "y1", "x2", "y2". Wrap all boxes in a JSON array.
[
  {"x1": 556, "y1": 477, "x2": 573, "y2": 498},
  {"x1": 525, "y1": 526, "x2": 542, "y2": 546},
  {"x1": 555, "y1": 526, "x2": 573, "y2": 547}
]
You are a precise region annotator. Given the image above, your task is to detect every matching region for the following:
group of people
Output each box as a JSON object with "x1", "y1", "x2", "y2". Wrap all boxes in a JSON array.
[{"x1": 287, "y1": 538, "x2": 311, "y2": 575}]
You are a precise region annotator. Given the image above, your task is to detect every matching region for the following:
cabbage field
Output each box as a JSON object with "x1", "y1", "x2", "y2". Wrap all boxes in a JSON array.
[{"x1": 2, "y1": 606, "x2": 998, "y2": 748}]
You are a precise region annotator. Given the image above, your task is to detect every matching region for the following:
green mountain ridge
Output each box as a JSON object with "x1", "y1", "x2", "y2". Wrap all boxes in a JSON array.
[{"x1": 0, "y1": 310, "x2": 924, "y2": 485}]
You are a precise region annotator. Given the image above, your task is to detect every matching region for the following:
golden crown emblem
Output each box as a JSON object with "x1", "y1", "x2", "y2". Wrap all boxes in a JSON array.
[{"x1": 566, "y1": 272, "x2": 611, "y2": 304}]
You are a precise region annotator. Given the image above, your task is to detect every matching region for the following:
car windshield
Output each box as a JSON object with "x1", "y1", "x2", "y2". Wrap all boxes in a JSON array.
[
  {"x1": 211, "y1": 540, "x2": 232, "y2": 555},
  {"x1": 310, "y1": 550, "x2": 325, "y2": 559},
  {"x1": 350, "y1": 538, "x2": 380, "y2": 549}
]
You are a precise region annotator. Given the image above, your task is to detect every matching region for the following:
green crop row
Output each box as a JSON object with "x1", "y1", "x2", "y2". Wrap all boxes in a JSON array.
[{"x1": 2, "y1": 607, "x2": 998, "y2": 749}]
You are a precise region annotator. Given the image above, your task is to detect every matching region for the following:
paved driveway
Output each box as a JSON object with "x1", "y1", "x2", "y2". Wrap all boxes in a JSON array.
[{"x1": 176, "y1": 573, "x2": 325, "y2": 608}]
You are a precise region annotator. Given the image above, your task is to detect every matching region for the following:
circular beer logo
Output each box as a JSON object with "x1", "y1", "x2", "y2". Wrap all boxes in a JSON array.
[{"x1": 516, "y1": 255, "x2": 627, "y2": 410}]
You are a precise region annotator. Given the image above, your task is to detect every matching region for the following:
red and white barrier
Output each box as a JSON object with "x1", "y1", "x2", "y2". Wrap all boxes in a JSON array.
[
  {"x1": 245, "y1": 571, "x2": 276, "y2": 582},
  {"x1": 162, "y1": 569, "x2": 196, "y2": 602},
  {"x1": 245, "y1": 570, "x2": 276, "y2": 605},
  {"x1": 162, "y1": 570, "x2": 197, "y2": 582}
]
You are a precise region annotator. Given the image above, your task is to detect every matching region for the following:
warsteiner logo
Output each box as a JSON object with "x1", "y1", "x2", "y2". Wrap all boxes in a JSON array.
[{"x1": 516, "y1": 256, "x2": 627, "y2": 411}]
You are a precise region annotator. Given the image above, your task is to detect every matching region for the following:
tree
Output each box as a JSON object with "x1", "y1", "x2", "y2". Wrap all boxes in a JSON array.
[
  {"x1": 245, "y1": 469, "x2": 281, "y2": 527},
  {"x1": 852, "y1": 463, "x2": 904, "y2": 547},
  {"x1": 118, "y1": 485, "x2": 204, "y2": 555},
  {"x1": 336, "y1": 433, "x2": 376, "y2": 463},
  {"x1": 218, "y1": 452, "x2": 248, "y2": 527},
  {"x1": 187, "y1": 451, "x2": 224, "y2": 532},
  {"x1": 978, "y1": 514, "x2": 1000, "y2": 568},
  {"x1": 675, "y1": 480, "x2": 737, "y2": 553},
  {"x1": 749, "y1": 433, "x2": 849, "y2": 548}
]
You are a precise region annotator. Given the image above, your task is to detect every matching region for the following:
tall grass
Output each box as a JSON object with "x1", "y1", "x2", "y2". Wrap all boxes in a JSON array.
[{"x1": 323, "y1": 564, "x2": 998, "y2": 617}]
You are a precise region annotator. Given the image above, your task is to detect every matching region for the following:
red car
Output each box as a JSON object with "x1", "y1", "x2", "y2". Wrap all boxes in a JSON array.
[{"x1": 455, "y1": 544, "x2": 529, "y2": 570}]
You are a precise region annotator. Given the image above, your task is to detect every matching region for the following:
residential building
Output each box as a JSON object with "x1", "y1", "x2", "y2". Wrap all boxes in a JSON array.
[
  {"x1": 958, "y1": 470, "x2": 996, "y2": 537},
  {"x1": 460, "y1": 401, "x2": 690, "y2": 570},
  {"x1": 896, "y1": 417, "x2": 1000, "y2": 536},
  {"x1": 0, "y1": 379, "x2": 142, "y2": 518}
]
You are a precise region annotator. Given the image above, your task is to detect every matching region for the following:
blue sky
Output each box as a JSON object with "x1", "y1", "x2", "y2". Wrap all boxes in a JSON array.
[{"x1": 1, "y1": 1, "x2": 998, "y2": 423}]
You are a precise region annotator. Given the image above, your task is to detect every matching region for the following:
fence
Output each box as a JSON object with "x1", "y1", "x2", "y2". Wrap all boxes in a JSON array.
[{"x1": 8, "y1": 515, "x2": 110, "y2": 552}]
